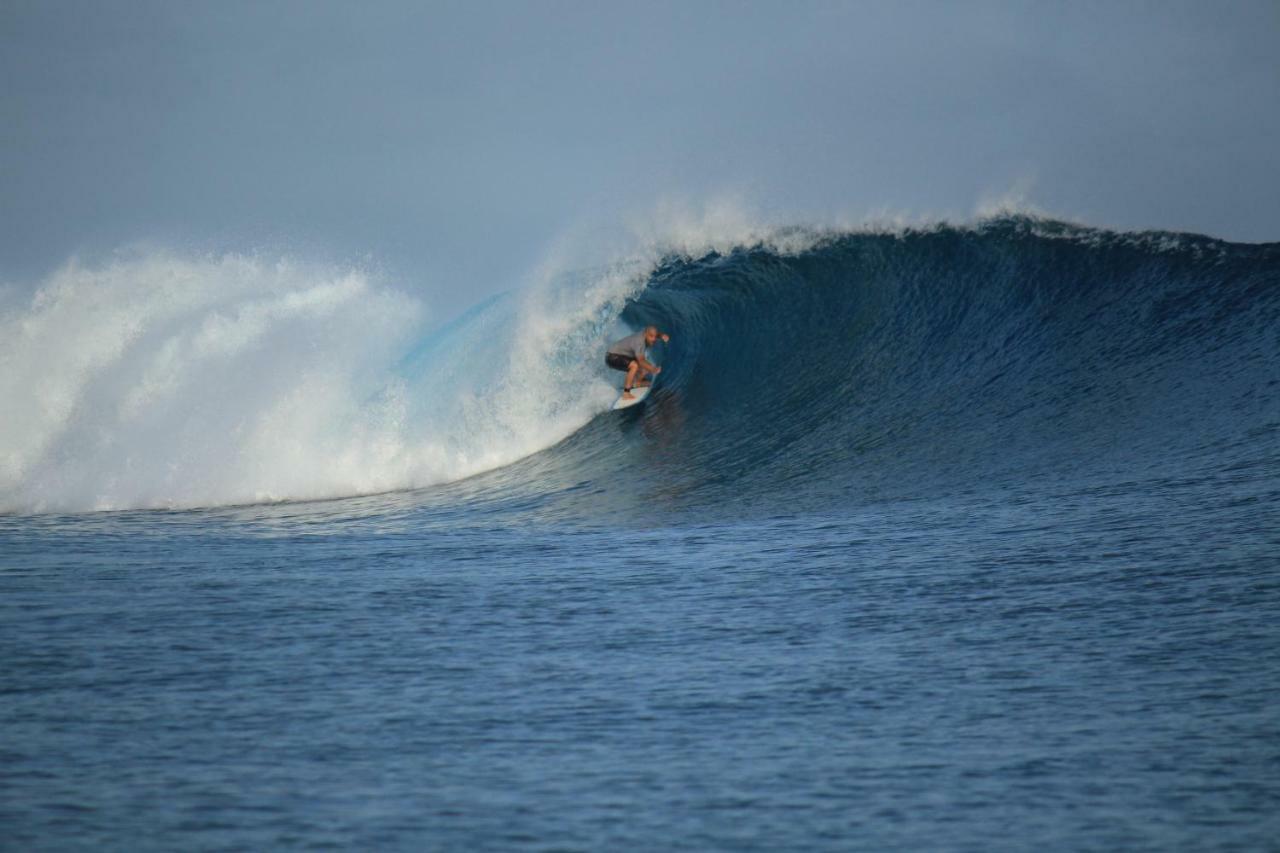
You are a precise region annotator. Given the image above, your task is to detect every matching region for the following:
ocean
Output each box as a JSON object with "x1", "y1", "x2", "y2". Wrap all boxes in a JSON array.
[{"x1": 2, "y1": 216, "x2": 1278, "y2": 850}]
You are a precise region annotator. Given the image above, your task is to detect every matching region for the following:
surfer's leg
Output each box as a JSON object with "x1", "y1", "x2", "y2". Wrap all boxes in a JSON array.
[{"x1": 622, "y1": 361, "x2": 639, "y2": 397}]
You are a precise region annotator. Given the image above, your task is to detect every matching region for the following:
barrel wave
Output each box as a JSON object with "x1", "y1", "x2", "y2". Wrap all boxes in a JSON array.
[
  {"x1": 447, "y1": 216, "x2": 1279, "y2": 523},
  {"x1": 1, "y1": 215, "x2": 1276, "y2": 516}
]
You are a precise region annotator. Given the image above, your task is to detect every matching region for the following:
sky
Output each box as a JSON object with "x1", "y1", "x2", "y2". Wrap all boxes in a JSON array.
[{"x1": 2, "y1": 0, "x2": 1278, "y2": 316}]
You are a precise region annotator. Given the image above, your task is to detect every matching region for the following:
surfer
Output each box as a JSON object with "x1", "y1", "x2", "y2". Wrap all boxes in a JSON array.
[{"x1": 605, "y1": 326, "x2": 670, "y2": 400}]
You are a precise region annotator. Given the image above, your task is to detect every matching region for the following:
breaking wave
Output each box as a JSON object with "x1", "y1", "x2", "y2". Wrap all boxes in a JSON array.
[{"x1": 2, "y1": 215, "x2": 1276, "y2": 515}]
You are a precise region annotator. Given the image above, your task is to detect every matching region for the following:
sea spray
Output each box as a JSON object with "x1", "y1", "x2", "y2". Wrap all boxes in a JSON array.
[{"x1": 0, "y1": 253, "x2": 426, "y2": 511}]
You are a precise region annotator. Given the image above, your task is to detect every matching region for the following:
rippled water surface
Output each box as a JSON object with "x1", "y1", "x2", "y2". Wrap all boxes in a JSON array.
[{"x1": 4, "y1": 466, "x2": 1278, "y2": 851}]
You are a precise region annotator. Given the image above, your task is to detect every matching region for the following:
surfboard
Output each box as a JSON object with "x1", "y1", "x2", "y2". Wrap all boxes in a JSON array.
[{"x1": 611, "y1": 384, "x2": 652, "y2": 410}]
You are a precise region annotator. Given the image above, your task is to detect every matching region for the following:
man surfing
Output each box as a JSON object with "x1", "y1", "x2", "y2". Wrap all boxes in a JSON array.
[{"x1": 605, "y1": 325, "x2": 670, "y2": 401}]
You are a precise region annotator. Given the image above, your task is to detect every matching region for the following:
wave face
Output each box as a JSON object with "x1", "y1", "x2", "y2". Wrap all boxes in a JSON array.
[
  {"x1": 450, "y1": 216, "x2": 1280, "y2": 521},
  {"x1": 2, "y1": 216, "x2": 1277, "y2": 515}
]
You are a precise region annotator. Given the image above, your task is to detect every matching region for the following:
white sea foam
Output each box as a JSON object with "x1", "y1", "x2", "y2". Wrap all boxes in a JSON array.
[
  {"x1": 0, "y1": 203, "x2": 886, "y2": 514},
  {"x1": 0, "y1": 253, "x2": 421, "y2": 511},
  {"x1": 0, "y1": 238, "x2": 682, "y2": 513}
]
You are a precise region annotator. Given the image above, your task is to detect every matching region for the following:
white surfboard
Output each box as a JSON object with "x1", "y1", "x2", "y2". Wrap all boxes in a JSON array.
[{"x1": 611, "y1": 384, "x2": 652, "y2": 410}]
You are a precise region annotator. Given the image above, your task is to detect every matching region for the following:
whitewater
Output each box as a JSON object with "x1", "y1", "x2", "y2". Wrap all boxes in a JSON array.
[
  {"x1": 0, "y1": 209, "x2": 821, "y2": 513},
  {"x1": 2, "y1": 214, "x2": 1278, "y2": 850}
]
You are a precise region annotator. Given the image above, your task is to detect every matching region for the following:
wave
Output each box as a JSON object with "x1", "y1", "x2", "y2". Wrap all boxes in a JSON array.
[
  {"x1": 441, "y1": 216, "x2": 1280, "y2": 521},
  {"x1": 1, "y1": 216, "x2": 1276, "y2": 515}
]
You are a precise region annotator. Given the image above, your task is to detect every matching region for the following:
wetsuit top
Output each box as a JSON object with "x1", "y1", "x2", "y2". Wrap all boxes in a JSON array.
[{"x1": 607, "y1": 332, "x2": 649, "y2": 362}]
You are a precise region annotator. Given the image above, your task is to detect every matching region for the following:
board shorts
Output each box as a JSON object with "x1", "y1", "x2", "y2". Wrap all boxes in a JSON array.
[{"x1": 605, "y1": 352, "x2": 634, "y2": 372}]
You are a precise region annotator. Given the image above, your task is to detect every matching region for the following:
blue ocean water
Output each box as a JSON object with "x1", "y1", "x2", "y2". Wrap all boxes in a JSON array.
[{"x1": 2, "y1": 217, "x2": 1278, "y2": 850}]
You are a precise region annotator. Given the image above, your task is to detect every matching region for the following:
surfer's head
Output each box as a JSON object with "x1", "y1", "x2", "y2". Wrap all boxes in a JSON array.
[{"x1": 644, "y1": 325, "x2": 659, "y2": 345}]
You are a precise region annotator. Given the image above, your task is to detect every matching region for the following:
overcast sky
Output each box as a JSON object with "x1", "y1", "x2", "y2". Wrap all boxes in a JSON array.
[{"x1": 3, "y1": 0, "x2": 1277, "y2": 315}]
